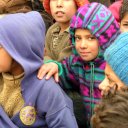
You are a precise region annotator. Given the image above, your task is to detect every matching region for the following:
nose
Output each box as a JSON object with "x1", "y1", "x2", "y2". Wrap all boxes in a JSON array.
[
  {"x1": 80, "y1": 40, "x2": 88, "y2": 49},
  {"x1": 56, "y1": 0, "x2": 63, "y2": 7}
]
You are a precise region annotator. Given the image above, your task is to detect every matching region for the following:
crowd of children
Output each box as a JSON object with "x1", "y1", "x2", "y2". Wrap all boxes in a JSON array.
[{"x1": 0, "y1": 0, "x2": 128, "y2": 128}]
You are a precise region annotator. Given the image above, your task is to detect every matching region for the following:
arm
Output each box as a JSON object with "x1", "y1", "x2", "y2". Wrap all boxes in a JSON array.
[
  {"x1": 0, "y1": 106, "x2": 18, "y2": 128},
  {"x1": 38, "y1": 56, "x2": 79, "y2": 90},
  {"x1": 37, "y1": 78, "x2": 78, "y2": 128}
]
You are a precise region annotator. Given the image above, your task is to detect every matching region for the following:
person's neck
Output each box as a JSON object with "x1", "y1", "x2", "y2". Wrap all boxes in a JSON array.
[
  {"x1": 59, "y1": 22, "x2": 69, "y2": 33},
  {"x1": 10, "y1": 61, "x2": 24, "y2": 76}
]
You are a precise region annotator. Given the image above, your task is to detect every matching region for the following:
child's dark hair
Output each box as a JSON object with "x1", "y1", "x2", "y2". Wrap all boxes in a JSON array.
[
  {"x1": 120, "y1": 0, "x2": 128, "y2": 20},
  {"x1": 91, "y1": 85, "x2": 128, "y2": 128}
]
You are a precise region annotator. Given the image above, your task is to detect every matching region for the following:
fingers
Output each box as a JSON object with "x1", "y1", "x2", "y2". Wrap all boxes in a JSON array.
[
  {"x1": 37, "y1": 64, "x2": 50, "y2": 79},
  {"x1": 54, "y1": 72, "x2": 59, "y2": 83},
  {"x1": 45, "y1": 67, "x2": 58, "y2": 80},
  {"x1": 37, "y1": 62, "x2": 59, "y2": 80}
]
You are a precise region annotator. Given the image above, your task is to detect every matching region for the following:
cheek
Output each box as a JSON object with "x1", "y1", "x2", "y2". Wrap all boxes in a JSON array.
[
  {"x1": 0, "y1": 54, "x2": 12, "y2": 72},
  {"x1": 91, "y1": 46, "x2": 99, "y2": 56},
  {"x1": 75, "y1": 44, "x2": 80, "y2": 51}
]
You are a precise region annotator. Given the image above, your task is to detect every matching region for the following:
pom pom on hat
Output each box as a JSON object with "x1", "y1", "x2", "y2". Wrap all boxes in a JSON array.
[
  {"x1": 43, "y1": 0, "x2": 89, "y2": 14},
  {"x1": 104, "y1": 32, "x2": 128, "y2": 85}
]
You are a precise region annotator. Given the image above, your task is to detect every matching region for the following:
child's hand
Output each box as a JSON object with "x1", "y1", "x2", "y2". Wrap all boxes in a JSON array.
[
  {"x1": 37, "y1": 62, "x2": 59, "y2": 82},
  {"x1": 99, "y1": 76, "x2": 111, "y2": 96}
]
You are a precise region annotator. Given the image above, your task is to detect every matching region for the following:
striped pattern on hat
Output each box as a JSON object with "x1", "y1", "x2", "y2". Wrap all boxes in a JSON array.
[
  {"x1": 104, "y1": 32, "x2": 128, "y2": 85},
  {"x1": 43, "y1": 0, "x2": 89, "y2": 14},
  {"x1": 70, "y1": 2, "x2": 120, "y2": 55}
]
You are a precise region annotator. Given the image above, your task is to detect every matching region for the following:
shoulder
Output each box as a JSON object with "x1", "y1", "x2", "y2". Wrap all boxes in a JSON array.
[
  {"x1": 62, "y1": 55, "x2": 82, "y2": 66},
  {"x1": 46, "y1": 22, "x2": 59, "y2": 34},
  {"x1": 37, "y1": 77, "x2": 73, "y2": 109}
]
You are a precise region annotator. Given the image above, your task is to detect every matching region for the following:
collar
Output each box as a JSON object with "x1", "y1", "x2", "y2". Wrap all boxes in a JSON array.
[{"x1": 51, "y1": 23, "x2": 69, "y2": 34}]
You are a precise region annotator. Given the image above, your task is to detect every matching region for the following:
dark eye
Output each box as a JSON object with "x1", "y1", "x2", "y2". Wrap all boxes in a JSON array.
[
  {"x1": 75, "y1": 36, "x2": 81, "y2": 41},
  {"x1": 123, "y1": 23, "x2": 128, "y2": 27},
  {"x1": 88, "y1": 36, "x2": 96, "y2": 41}
]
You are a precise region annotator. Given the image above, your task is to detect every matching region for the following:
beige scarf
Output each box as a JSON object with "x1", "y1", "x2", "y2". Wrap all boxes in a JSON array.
[{"x1": 0, "y1": 73, "x2": 24, "y2": 117}]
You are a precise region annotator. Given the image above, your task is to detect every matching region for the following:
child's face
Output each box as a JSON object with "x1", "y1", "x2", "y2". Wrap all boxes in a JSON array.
[
  {"x1": 50, "y1": 0, "x2": 77, "y2": 24},
  {"x1": 0, "y1": 46, "x2": 13, "y2": 73},
  {"x1": 75, "y1": 29, "x2": 99, "y2": 61},
  {"x1": 99, "y1": 63, "x2": 125, "y2": 91},
  {"x1": 120, "y1": 13, "x2": 128, "y2": 32}
]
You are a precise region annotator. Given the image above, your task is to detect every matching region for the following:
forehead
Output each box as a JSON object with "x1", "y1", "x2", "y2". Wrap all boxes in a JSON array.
[
  {"x1": 121, "y1": 12, "x2": 128, "y2": 21},
  {"x1": 75, "y1": 29, "x2": 92, "y2": 35}
]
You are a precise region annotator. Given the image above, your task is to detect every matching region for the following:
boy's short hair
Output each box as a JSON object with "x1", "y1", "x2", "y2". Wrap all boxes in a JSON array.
[
  {"x1": 91, "y1": 86, "x2": 128, "y2": 128},
  {"x1": 120, "y1": 0, "x2": 128, "y2": 20}
]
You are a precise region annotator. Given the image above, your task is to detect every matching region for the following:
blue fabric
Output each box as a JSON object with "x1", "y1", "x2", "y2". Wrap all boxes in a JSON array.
[{"x1": 0, "y1": 12, "x2": 78, "y2": 128}]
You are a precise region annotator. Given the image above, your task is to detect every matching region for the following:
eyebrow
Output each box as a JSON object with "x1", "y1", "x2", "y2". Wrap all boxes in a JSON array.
[{"x1": 122, "y1": 21, "x2": 128, "y2": 23}]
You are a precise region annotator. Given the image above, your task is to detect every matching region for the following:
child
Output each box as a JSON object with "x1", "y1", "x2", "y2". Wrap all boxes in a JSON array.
[
  {"x1": 0, "y1": 12, "x2": 78, "y2": 128},
  {"x1": 99, "y1": 32, "x2": 128, "y2": 94},
  {"x1": 39, "y1": 0, "x2": 90, "y2": 127},
  {"x1": 91, "y1": 86, "x2": 128, "y2": 128},
  {"x1": 92, "y1": 32, "x2": 128, "y2": 128},
  {"x1": 41, "y1": 2, "x2": 120, "y2": 127}
]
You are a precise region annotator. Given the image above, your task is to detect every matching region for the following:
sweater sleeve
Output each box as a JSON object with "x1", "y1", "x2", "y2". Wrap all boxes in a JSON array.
[
  {"x1": 37, "y1": 77, "x2": 78, "y2": 128},
  {"x1": 0, "y1": 106, "x2": 18, "y2": 128},
  {"x1": 59, "y1": 56, "x2": 80, "y2": 90}
]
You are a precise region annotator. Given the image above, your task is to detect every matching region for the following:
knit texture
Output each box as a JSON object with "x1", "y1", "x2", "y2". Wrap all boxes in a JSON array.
[
  {"x1": 43, "y1": 0, "x2": 89, "y2": 14},
  {"x1": 0, "y1": 73, "x2": 24, "y2": 117},
  {"x1": 70, "y1": 2, "x2": 120, "y2": 55},
  {"x1": 104, "y1": 32, "x2": 128, "y2": 85}
]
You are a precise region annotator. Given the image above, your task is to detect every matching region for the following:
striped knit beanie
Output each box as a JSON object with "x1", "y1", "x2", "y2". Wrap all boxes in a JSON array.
[
  {"x1": 70, "y1": 2, "x2": 120, "y2": 55},
  {"x1": 43, "y1": 0, "x2": 90, "y2": 14},
  {"x1": 104, "y1": 32, "x2": 128, "y2": 85}
]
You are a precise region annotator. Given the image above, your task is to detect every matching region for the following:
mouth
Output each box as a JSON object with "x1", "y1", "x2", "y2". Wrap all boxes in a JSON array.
[
  {"x1": 55, "y1": 11, "x2": 65, "y2": 16},
  {"x1": 80, "y1": 52, "x2": 90, "y2": 56}
]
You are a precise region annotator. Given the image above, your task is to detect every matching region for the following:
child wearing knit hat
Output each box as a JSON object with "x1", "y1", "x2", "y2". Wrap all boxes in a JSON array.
[
  {"x1": 38, "y1": 2, "x2": 120, "y2": 127},
  {"x1": 38, "y1": 0, "x2": 89, "y2": 127},
  {"x1": 99, "y1": 32, "x2": 128, "y2": 94}
]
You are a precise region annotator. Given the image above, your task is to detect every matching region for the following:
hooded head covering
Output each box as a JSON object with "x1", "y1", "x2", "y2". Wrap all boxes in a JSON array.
[
  {"x1": 43, "y1": 0, "x2": 89, "y2": 14},
  {"x1": 104, "y1": 32, "x2": 128, "y2": 85},
  {"x1": 0, "y1": 11, "x2": 45, "y2": 90},
  {"x1": 70, "y1": 2, "x2": 120, "y2": 56}
]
